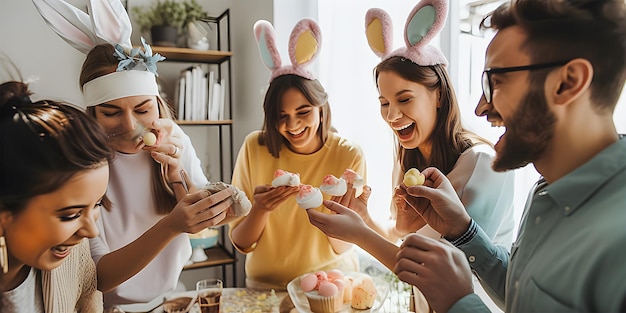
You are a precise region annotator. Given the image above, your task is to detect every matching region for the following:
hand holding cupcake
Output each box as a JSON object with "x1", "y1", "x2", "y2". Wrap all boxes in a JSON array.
[
  {"x1": 270, "y1": 168, "x2": 364, "y2": 210},
  {"x1": 296, "y1": 184, "x2": 324, "y2": 209},
  {"x1": 272, "y1": 169, "x2": 301, "y2": 187}
]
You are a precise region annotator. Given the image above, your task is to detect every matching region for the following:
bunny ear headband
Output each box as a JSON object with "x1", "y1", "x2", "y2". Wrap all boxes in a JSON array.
[
  {"x1": 365, "y1": 0, "x2": 448, "y2": 66},
  {"x1": 254, "y1": 18, "x2": 322, "y2": 82},
  {"x1": 32, "y1": 0, "x2": 164, "y2": 108}
]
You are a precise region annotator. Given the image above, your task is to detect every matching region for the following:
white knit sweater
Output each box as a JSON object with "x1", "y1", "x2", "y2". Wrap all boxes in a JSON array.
[{"x1": 41, "y1": 238, "x2": 103, "y2": 313}]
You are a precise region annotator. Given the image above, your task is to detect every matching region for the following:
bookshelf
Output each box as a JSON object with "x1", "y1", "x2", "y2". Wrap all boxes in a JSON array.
[{"x1": 155, "y1": 9, "x2": 237, "y2": 286}]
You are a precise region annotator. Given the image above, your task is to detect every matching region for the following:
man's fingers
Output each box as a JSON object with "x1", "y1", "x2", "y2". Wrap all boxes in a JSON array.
[
  {"x1": 405, "y1": 185, "x2": 439, "y2": 202},
  {"x1": 400, "y1": 233, "x2": 438, "y2": 249}
]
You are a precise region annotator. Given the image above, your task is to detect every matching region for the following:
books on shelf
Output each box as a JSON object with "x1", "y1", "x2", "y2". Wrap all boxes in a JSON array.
[{"x1": 174, "y1": 65, "x2": 226, "y2": 121}]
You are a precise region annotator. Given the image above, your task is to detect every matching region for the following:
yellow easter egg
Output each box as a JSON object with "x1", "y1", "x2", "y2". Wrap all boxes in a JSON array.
[
  {"x1": 403, "y1": 174, "x2": 418, "y2": 186},
  {"x1": 413, "y1": 173, "x2": 425, "y2": 186},
  {"x1": 142, "y1": 132, "x2": 157, "y2": 146},
  {"x1": 403, "y1": 168, "x2": 425, "y2": 186},
  {"x1": 406, "y1": 168, "x2": 420, "y2": 177}
]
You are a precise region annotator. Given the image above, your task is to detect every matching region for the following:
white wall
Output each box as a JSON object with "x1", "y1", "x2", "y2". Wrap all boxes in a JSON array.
[{"x1": 0, "y1": 0, "x2": 86, "y2": 104}]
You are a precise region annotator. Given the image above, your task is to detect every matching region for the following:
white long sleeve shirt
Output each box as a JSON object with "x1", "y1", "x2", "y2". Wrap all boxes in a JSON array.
[{"x1": 90, "y1": 127, "x2": 208, "y2": 308}]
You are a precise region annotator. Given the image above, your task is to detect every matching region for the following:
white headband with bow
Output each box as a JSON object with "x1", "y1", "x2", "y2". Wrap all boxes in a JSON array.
[{"x1": 32, "y1": 0, "x2": 162, "y2": 108}]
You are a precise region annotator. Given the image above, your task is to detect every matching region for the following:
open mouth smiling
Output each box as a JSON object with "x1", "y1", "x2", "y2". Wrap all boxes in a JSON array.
[
  {"x1": 393, "y1": 123, "x2": 415, "y2": 138},
  {"x1": 289, "y1": 128, "x2": 307, "y2": 138}
]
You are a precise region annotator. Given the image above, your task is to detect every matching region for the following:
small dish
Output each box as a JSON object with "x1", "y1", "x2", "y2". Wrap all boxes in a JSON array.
[
  {"x1": 287, "y1": 272, "x2": 390, "y2": 313},
  {"x1": 162, "y1": 296, "x2": 194, "y2": 313}
]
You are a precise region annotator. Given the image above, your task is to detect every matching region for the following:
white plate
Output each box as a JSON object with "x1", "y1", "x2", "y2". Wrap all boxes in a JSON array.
[{"x1": 287, "y1": 272, "x2": 389, "y2": 313}]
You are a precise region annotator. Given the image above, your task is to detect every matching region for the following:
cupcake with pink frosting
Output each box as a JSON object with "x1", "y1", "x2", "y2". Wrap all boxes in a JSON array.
[
  {"x1": 341, "y1": 169, "x2": 364, "y2": 197},
  {"x1": 271, "y1": 169, "x2": 300, "y2": 187},
  {"x1": 296, "y1": 184, "x2": 323, "y2": 209},
  {"x1": 300, "y1": 270, "x2": 346, "y2": 313},
  {"x1": 319, "y1": 174, "x2": 348, "y2": 196}
]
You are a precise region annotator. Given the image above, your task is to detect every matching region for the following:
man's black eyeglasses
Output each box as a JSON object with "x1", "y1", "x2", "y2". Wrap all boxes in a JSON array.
[{"x1": 481, "y1": 61, "x2": 570, "y2": 103}]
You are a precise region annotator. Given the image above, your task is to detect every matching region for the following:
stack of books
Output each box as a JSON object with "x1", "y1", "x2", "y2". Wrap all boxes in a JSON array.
[{"x1": 175, "y1": 65, "x2": 226, "y2": 121}]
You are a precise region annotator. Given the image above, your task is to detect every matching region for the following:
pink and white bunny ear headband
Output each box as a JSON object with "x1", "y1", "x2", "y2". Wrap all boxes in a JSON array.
[
  {"x1": 365, "y1": 0, "x2": 448, "y2": 66},
  {"x1": 32, "y1": 0, "x2": 164, "y2": 108},
  {"x1": 254, "y1": 18, "x2": 322, "y2": 82}
]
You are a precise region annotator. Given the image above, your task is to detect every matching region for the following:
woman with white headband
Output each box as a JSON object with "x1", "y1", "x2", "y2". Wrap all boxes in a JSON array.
[
  {"x1": 81, "y1": 42, "x2": 243, "y2": 309},
  {"x1": 32, "y1": 0, "x2": 249, "y2": 308}
]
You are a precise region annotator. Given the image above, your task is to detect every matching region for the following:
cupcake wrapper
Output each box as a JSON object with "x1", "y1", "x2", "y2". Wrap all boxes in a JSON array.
[{"x1": 306, "y1": 293, "x2": 343, "y2": 313}]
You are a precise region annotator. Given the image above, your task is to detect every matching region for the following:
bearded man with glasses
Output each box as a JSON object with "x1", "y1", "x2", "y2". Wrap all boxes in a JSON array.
[{"x1": 391, "y1": 1, "x2": 626, "y2": 312}]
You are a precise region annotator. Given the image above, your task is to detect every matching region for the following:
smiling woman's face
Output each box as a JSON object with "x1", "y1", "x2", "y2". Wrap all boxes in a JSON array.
[
  {"x1": 278, "y1": 88, "x2": 323, "y2": 154},
  {"x1": 1, "y1": 165, "x2": 108, "y2": 272},
  {"x1": 377, "y1": 70, "x2": 439, "y2": 152}
]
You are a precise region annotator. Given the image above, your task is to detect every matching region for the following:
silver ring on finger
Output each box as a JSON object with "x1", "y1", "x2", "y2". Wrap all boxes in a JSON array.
[{"x1": 171, "y1": 145, "x2": 179, "y2": 156}]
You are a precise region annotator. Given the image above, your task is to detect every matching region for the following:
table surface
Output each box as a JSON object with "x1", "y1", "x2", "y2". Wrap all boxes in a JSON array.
[{"x1": 112, "y1": 286, "x2": 412, "y2": 313}]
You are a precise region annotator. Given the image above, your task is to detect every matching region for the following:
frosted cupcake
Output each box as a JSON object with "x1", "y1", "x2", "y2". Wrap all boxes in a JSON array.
[
  {"x1": 301, "y1": 271, "x2": 345, "y2": 313},
  {"x1": 296, "y1": 184, "x2": 323, "y2": 209},
  {"x1": 351, "y1": 274, "x2": 377, "y2": 310},
  {"x1": 271, "y1": 169, "x2": 300, "y2": 187},
  {"x1": 319, "y1": 174, "x2": 347, "y2": 196},
  {"x1": 340, "y1": 169, "x2": 364, "y2": 197}
]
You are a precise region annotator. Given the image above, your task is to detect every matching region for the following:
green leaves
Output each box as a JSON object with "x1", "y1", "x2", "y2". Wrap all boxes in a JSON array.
[{"x1": 132, "y1": 0, "x2": 208, "y2": 32}]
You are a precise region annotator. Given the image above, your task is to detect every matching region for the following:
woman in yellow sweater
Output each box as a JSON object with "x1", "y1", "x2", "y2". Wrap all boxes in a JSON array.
[{"x1": 229, "y1": 18, "x2": 367, "y2": 289}]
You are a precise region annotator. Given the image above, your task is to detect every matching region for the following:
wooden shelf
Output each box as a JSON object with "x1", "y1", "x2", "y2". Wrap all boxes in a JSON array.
[
  {"x1": 152, "y1": 46, "x2": 233, "y2": 63},
  {"x1": 176, "y1": 119, "x2": 233, "y2": 125},
  {"x1": 170, "y1": 10, "x2": 238, "y2": 285},
  {"x1": 183, "y1": 245, "x2": 237, "y2": 270}
]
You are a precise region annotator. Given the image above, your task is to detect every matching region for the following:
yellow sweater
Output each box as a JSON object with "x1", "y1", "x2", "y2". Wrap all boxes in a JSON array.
[{"x1": 229, "y1": 131, "x2": 366, "y2": 289}]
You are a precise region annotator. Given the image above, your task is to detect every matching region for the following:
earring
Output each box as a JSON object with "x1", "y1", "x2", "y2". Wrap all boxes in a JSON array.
[{"x1": 0, "y1": 236, "x2": 8, "y2": 273}]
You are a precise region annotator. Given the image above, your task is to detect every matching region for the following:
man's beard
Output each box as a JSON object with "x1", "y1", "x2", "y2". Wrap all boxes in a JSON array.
[{"x1": 492, "y1": 83, "x2": 556, "y2": 172}]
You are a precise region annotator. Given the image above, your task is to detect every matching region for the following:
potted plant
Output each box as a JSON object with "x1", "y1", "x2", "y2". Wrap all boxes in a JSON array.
[
  {"x1": 132, "y1": 0, "x2": 189, "y2": 47},
  {"x1": 182, "y1": 0, "x2": 209, "y2": 27},
  {"x1": 181, "y1": 0, "x2": 212, "y2": 50}
]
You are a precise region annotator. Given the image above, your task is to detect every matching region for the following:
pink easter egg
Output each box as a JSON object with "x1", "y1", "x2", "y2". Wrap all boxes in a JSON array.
[
  {"x1": 332, "y1": 278, "x2": 345, "y2": 292},
  {"x1": 314, "y1": 271, "x2": 328, "y2": 282},
  {"x1": 327, "y1": 269, "x2": 344, "y2": 281},
  {"x1": 300, "y1": 273, "x2": 318, "y2": 292},
  {"x1": 318, "y1": 281, "x2": 339, "y2": 297}
]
